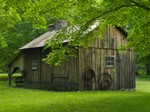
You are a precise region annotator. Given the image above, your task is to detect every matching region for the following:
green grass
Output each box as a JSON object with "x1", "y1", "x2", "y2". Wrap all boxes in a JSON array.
[{"x1": 0, "y1": 74, "x2": 150, "y2": 112}]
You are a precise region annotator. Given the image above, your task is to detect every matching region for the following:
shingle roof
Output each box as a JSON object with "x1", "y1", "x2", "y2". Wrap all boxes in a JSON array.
[
  {"x1": 20, "y1": 31, "x2": 56, "y2": 50},
  {"x1": 20, "y1": 20, "x2": 69, "y2": 50},
  {"x1": 20, "y1": 20, "x2": 128, "y2": 50}
]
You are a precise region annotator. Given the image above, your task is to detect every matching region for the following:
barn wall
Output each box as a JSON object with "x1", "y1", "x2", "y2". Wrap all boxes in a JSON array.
[
  {"x1": 23, "y1": 48, "x2": 42, "y2": 89},
  {"x1": 89, "y1": 27, "x2": 128, "y2": 49},
  {"x1": 79, "y1": 26, "x2": 135, "y2": 90},
  {"x1": 79, "y1": 47, "x2": 117, "y2": 90},
  {"x1": 40, "y1": 49, "x2": 79, "y2": 90},
  {"x1": 8, "y1": 53, "x2": 24, "y2": 86},
  {"x1": 23, "y1": 48, "x2": 79, "y2": 90},
  {"x1": 9, "y1": 54, "x2": 24, "y2": 75},
  {"x1": 116, "y1": 51, "x2": 135, "y2": 89},
  {"x1": 22, "y1": 26, "x2": 135, "y2": 91}
]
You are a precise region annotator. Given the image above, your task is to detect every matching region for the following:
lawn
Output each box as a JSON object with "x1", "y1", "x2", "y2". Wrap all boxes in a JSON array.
[{"x1": 0, "y1": 74, "x2": 150, "y2": 112}]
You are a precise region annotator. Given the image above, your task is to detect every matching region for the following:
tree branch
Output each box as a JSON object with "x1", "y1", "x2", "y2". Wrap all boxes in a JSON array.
[
  {"x1": 84, "y1": 0, "x2": 150, "y2": 29},
  {"x1": 131, "y1": 0, "x2": 150, "y2": 10},
  {"x1": 84, "y1": 4, "x2": 137, "y2": 28}
]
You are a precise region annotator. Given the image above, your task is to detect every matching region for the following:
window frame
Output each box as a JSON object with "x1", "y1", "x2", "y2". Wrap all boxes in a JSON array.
[
  {"x1": 32, "y1": 59, "x2": 38, "y2": 70},
  {"x1": 105, "y1": 56, "x2": 115, "y2": 67}
]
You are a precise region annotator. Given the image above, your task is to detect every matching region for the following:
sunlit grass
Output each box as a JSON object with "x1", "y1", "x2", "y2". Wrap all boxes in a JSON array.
[
  {"x1": 136, "y1": 76, "x2": 150, "y2": 93},
  {"x1": 0, "y1": 73, "x2": 150, "y2": 112}
]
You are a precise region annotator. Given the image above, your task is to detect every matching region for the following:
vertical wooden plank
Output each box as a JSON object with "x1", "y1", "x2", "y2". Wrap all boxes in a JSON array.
[
  {"x1": 8, "y1": 68, "x2": 11, "y2": 86},
  {"x1": 101, "y1": 49, "x2": 104, "y2": 75},
  {"x1": 131, "y1": 51, "x2": 136, "y2": 88},
  {"x1": 119, "y1": 52, "x2": 123, "y2": 89},
  {"x1": 78, "y1": 48, "x2": 83, "y2": 90},
  {"x1": 129, "y1": 51, "x2": 132, "y2": 88},
  {"x1": 115, "y1": 50, "x2": 120, "y2": 90},
  {"x1": 124, "y1": 52, "x2": 127, "y2": 88},
  {"x1": 92, "y1": 48, "x2": 96, "y2": 90},
  {"x1": 128, "y1": 51, "x2": 130, "y2": 88}
]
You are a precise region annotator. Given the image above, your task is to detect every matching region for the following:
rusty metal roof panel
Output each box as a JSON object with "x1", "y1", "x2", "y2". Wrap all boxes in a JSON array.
[{"x1": 20, "y1": 31, "x2": 56, "y2": 50}]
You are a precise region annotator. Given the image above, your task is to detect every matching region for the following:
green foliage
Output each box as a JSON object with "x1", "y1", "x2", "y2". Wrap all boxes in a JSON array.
[
  {"x1": 0, "y1": 35, "x2": 7, "y2": 48},
  {"x1": 0, "y1": 0, "x2": 59, "y2": 70},
  {"x1": 136, "y1": 64, "x2": 147, "y2": 76},
  {"x1": 0, "y1": 0, "x2": 21, "y2": 48},
  {"x1": 0, "y1": 21, "x2": 46, "y2": 71},
  {"x1": 44, "y1": 24, "x2": 104, "y2": 65},
  {"x1": 0, "y1": 1, "x2": 21, "y2": 31},
  {"x1": 42, "y1": 0, "x2": 150, "y2": 66},
  {"x1": 43, "y1": 47, "x2": 77, "y2": 66},
  {"x1": 1, "y1": 0, "x2": 150, "y2": 67}
]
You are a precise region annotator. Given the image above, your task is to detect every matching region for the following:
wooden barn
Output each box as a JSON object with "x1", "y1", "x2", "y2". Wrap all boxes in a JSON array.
[{"x1": 8, "y1": 20, "x2": 135, "y2": 91}]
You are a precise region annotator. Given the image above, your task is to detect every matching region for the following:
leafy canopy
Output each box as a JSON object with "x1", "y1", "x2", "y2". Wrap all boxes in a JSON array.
[
  {"x1": 42, "y1": 0, "x2": 150, "y2": 65},
  {"x1": 1, "y1": 0, "x2": 150, "y2": 66}
]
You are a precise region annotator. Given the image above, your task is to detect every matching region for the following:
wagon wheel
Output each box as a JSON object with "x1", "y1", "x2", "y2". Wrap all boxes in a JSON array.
[
  {"x1": 84, "y1": 69, "x2": 95, "y2": 81},
  {"x1": 83, "y1": 69, "x2": 96, "y2": 90},
  {"x1": 101, "y1": 79, "x2": 111, "y2": 90},
  {"x1": 99, "y1": 73, "x2": 112, "y2": 90}
]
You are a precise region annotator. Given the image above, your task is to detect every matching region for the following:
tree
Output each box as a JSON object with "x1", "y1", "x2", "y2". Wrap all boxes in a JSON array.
[
  {"x1": 0, "y1": 0, "x2": 34, "y2": 71},
  {"x1": 0, "y1": 21, "x2": 46, "y2": 71},
  {"x1": 0, "y1": 0, "x2": 20, "y2": 48},
  {"x1": 0, "y1": 0, "x2": 42, "y2": 48},
  {"x1": 0, "y1": 0, "x2": 60, "y2": 71},
  {"x1": 36, "y1": 0, "x2": 150, "y2": 66},
  {"x1": 1, "y1": 0, "x2": 150, "y2": 67}
]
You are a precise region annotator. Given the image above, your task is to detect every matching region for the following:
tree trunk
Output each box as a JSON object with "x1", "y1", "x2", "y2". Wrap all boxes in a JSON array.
[{"x1": 146, "y1": 63, "x2": 150, "y2": 75}]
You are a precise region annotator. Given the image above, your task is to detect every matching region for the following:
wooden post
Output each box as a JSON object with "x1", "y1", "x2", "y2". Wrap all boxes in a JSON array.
[{"x1": 8, "y1": 67, "x2": 11, "y2": 86}]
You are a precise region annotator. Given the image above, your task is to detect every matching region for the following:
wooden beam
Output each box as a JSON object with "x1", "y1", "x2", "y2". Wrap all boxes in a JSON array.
[{"x1": 8, "y1": 67, "x2": 11, "y2": 86}]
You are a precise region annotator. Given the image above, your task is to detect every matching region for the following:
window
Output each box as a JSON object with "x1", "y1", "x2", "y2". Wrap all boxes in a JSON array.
[
  {"x1": 106, "y1": 57, "x2": 114, "y2": 67},
  {"x1": 32, "y1": 59, "x2": 38, "y2": 70}
]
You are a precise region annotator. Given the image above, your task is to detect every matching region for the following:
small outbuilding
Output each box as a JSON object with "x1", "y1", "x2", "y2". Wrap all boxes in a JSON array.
[{"x1": 8, "y1": 20, "x2": 135, "y2": 91}]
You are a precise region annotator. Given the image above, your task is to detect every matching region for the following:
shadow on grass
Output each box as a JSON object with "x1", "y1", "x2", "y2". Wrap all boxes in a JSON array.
[{"x1": 136, "y1": 76, "x2": 150, "y2": 82}]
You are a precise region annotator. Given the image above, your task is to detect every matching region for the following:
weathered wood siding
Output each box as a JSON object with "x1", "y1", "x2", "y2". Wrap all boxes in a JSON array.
[
  {"x1": 79, "y1": 27, "x2": 135, "y2": 90},
  {"x1": 89, "y1": 27, "x2": 128, "y2": 49},
  {"x1": 23, "y1": 48, "x2": 79, "y2": 90},
  {"x1": 23, "y1": 48, "x2": 41, "y2": 88},
  {"x1": 9, "y1": 54, "x2": 24, "y2": 75},
  {"x1": 116, "y1": 51, "x2": 135, "y2": 89},
  {"x1": 22, "y1": 26, "x2": 135, "y2": 91},
  {"x1": 8, "y1": 53, "x2": 24, "y2": 86},
  {"x1": 40, "y1": 49, "x2": 79, "y2": 90}
]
